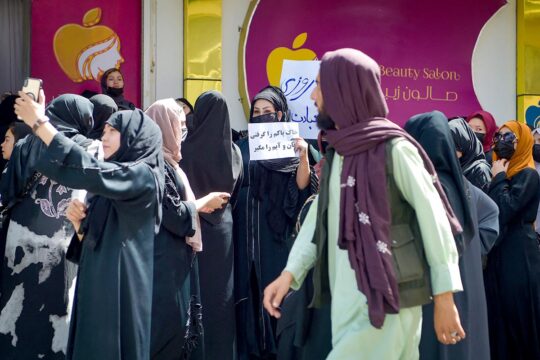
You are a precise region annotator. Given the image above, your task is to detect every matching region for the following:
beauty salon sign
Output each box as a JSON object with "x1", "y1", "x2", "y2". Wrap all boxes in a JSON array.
[
  {"x1": 239, "y1": 0, "x2": 505, "y2": 126},
  {"x1": 31, "y1": 1, "x2": 141, "y2": 106}
]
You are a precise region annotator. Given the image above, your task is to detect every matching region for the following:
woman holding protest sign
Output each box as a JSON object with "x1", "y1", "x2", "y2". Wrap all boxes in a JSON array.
[{"x1": 234, "y1": 86, "x2": 318, "y2": 359}]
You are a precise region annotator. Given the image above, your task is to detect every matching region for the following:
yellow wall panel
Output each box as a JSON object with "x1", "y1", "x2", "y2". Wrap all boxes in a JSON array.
[
  {"x1": 517, "y1": 0, "x2": 540, "y2": 123},
  {"x1": 184, "y1": 0, "x2": 222, "y2": 101}
]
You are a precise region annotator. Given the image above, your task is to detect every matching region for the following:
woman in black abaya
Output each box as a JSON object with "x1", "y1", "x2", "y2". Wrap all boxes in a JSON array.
[
  {"x1": 14, "y1": 89, "x2": 165, "y2": 360},
  {"x1": 180, "y1": 91, "x2": 243, "y2": 360},
  {"x1": 234, "y1": 86, "x2": 318, "y2": 359},
  {"x1": 406, "y1": 111, "x2": 496, "y2": 360}
]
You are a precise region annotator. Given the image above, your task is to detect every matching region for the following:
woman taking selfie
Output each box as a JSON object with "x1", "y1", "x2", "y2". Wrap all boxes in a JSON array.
[{"x1": 14, "y1": 89, "x2": 163, "y2": 360}]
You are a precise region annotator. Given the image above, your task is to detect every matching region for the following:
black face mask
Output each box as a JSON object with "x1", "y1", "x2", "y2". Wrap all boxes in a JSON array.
[
  {"x1": 533, "y1": 144, "x2": 540, "y2": 163},
  {"x1": 493, "y1": 139, "x2": 516, "y2": 160},
  {"x1": 251, "y1": 112, "x2": 278, "y2": 123},
  {"x1": 474, "y1": 132, "x2": 486, "y2": 144},
  {"x1": 106, "y1": 87, "x2": 124, "y2": 97},
  {"x1": 316, "y1": 110, "x2": 336, "y2": 131}
]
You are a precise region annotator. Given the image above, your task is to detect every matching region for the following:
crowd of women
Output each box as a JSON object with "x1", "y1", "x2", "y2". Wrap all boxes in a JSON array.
[{"x1": 0, "y1": 63, "x2": 538, "y2": 360}]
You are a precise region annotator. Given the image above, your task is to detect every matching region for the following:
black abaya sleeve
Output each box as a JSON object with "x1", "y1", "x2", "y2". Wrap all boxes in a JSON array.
[
  {"x1": 0, "y1": 135, "x2": 45, "y2": 205},
  {"x1": 465, "y1": 164, "x2": 491, "y2": 193},
  {"x1": 471, "y1": 184, "x2": 499, "y2": 255},
  {"x1": 66, "y1": 234, "x2": 83, "y2": 263},
  {"x1": 35, "y1": 133, "x2": 156, "y2": 200},
  {"x1": 161, "y1": 200, "x2": 197, "y2": 238},
  {"x1": 488, "y1": 169, "x2": 540, "y2": 228},
  {"x1": 229, "y1": 145, "x2": 244, "y2": 210}
]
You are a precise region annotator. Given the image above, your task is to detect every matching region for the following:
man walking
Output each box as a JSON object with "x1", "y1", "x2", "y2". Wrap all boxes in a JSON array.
[{"x1": 263, "y1": 48, "x2": 465, "y2": 359}]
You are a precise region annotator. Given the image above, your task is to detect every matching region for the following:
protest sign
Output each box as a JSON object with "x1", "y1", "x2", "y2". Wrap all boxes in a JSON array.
[
  {"x1": 248, "y1": 122, "x2": 300, "y2": 161},
  {"x1": 279, "y1": 60, "x2": 321, "y2": 139}
]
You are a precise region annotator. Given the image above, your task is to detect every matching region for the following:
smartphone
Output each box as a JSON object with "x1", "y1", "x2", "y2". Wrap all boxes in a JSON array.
[{"x1": 22, "y1": 78, "x2": 43, "y2": 101}]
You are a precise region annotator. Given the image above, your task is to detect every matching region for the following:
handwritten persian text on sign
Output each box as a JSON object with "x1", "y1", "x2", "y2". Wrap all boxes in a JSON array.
[
  {"x1": 280, "y1": 60, "x2": 321, "y2": 139},
  {"x1": 249, "y1": 122, "x2": 300, "y2": 161}
]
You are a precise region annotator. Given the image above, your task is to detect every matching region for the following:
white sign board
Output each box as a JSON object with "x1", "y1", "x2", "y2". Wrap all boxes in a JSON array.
[
  {"x1": 280, "y1": 60, "x2": 321, "y2": 139},
  {"x1": 248, "y1": 122, "x2": 299, "y2": 161}
]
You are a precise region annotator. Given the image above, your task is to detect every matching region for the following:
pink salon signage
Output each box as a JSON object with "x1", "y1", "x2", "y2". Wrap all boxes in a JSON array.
[
  {"x1": 31, "y1": 1, "x2": 142, "y2": 106},
  {"x1": 240, "y1": 0, "x2": 506, "y2": 126}
]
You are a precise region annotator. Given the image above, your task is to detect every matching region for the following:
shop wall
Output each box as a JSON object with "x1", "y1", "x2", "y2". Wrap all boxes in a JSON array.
[
  {"x1": 143, "y1": 0, "x2": 516, "y2": 129},
  {"x1": 223, "y1": 0, "x2": 516, "y2": 130}
]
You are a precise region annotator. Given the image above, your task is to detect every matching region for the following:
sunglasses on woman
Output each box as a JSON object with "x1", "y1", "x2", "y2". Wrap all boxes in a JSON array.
[{"x1": 493, "y1": 132, "x2": 517, "y2": 143}]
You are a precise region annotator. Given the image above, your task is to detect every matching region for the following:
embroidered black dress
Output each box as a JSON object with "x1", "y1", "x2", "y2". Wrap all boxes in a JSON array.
[{"x1": 0, "y1": 95, "x2": 94, "y2": 360}]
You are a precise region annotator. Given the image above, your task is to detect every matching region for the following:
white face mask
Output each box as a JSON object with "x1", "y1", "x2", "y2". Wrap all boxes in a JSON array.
[{"x1": 181, "y1": 127, "x2": 188, "y2": 142}]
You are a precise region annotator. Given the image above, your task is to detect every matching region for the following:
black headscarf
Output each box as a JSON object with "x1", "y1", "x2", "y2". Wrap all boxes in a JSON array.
[
  {"x1": 88, "y1": 94, "x2": 118, "y2": 139},
  {"x1": 249, "y1": 86, "x2": 291, "y2": 122},
  {"x1": 249, "y1": 86, "x2": 299, "y2": 173},
  {"x1": 100, "y1": 68, "x2": 135, "y2": 110},
  {"x1": 176, "y1": 97, "x2": 194, "y2": 113},
  {"x1": 405, "y1": 111, "x2": 475, "y2": 253},
  {"x1": 180, "y1": 91, "x2": 241, "y2": 224},
  {"x1": 248, "y1": 86, "x2": 318, "y2": 238},
  {"x1": 82, "y1": 110, "x2": 165, "y2": 249},
  {"x1": 448, "y1": 117, "x2": 491, "y2": 192},
  {"x1": 0, "y1": 95, "x2": 20, "y2": 174},
  {"x1": 8, "y1": 122, "x2": 32, "y2": 142},
  {"x1": 1, "y1": 94, "x2": 94, "y2": 205},
  {"x1": 47, "y1": 94, "x2": 95, "y2": 142},
  {"x1": 0, "y1": 95, "x2": 19, "y2": 126}
]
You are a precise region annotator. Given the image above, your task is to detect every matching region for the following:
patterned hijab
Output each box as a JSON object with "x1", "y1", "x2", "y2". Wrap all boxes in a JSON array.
[{"x1": 448, "y1": 117, "x2": 491, "y2": 191}]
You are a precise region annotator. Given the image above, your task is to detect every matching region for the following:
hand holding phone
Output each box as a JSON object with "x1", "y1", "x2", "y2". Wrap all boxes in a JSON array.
[
  {"x1": 14, "y1": 89, "x2": 46, "y2": 128},
  {"x1": 21, "y1": 78, "x2": 43, "y2": 101}
]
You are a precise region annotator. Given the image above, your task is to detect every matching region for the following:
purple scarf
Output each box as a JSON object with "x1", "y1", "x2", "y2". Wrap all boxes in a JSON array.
[{"x1": 321, "y1": 49, "x2": 462, "y2": 328}]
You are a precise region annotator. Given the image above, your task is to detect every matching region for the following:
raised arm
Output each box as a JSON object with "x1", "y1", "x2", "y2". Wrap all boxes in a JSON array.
[
  {"x1": 14, "y1": 90, "x2": 157, "y2": 201},
  {"x1": 37, "y1": 134, "x2": 156, "y2": 201}
]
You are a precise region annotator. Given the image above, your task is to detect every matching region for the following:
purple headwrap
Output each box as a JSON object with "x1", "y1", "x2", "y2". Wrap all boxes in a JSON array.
[{"x1": 321, "y1": 48, "x2": 462, "y2": 328}]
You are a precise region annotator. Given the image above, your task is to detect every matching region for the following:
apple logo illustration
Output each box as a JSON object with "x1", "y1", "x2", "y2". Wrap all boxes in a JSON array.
[
  {"x1": 266, "y1": 33, "x2": 317, "y2": 86},
  {"x1": 53, "y1": 8, "x2": 124, "y2": 83},
  {"x1": 526, "y1": 101, "x2": 540, "y2": 129}
]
